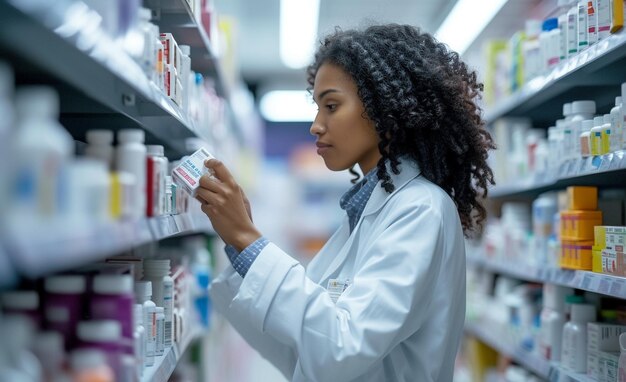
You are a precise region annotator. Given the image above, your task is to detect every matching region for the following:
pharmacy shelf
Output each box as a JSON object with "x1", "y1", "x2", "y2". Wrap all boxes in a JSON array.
[
  {"x1": 467, "y1": 256, "x2": 626, "y2": 300},
  {"x1": 484, "y1": 29, "x2": 626, "y2": 126},
  {"x1": 146, "y1": 0, "x2": 227, "y2": 97},
  {"x1": 0, "y1": 0, "x2": 207, "y2": 158},
  {"x1": 3, "y1": 213, "x2": 215, "y2": 279},
  {"x1": 490, "y1": 151, "x2": 626, "y2": 199},
  {"x1": 142, "y1": 325, "x2": 203, "y2": 382},
  {"x1": 464, "y1": 321, "x2": 594, "y2": 382}
]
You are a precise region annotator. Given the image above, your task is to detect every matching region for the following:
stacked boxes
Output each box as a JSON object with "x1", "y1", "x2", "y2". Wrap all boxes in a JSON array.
[{"x1": 560, "y1": 186, "x2": 602, "y2": 270}]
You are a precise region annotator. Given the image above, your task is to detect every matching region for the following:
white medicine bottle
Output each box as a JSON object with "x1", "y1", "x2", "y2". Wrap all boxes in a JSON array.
[
  {"x1": 569, "y1": 100, "x2": 595, "y2": 160},
  {"x1": 561, "y1": 303, "x2": 596, "y2": 372},
  {"x1": 134, "y1": 281, "x2": 156, "y2": 367},
  {"x1": 539, "y1": 284, "x2": 570, "y2": 361},
  {"x1": 85, "y1": 130, "x2": 114, "y2": 170},
  {"x1": 115, "y1": 129, "x2": 147, "y2": 219},
  {"x1": 610, "y1": 96, "x2": 622, "y2": 152},
  {"x1": 11, "y1": 86, "x2": 74, "y2": 223}
]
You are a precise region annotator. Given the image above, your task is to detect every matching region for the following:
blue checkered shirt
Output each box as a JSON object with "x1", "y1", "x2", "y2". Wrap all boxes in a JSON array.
[{"x1": 225, "y1": 169, "x2": 379, "y2": 277}]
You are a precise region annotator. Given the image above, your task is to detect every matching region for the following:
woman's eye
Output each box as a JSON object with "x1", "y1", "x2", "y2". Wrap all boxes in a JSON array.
[{"x1": 326, "y1": 104, "x2": 337, "y2": 111}]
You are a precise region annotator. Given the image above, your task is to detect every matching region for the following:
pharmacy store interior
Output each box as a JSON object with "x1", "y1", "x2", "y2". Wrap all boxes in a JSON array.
[{"x1": 4, "y1": 0, "x2": 626, "y2": 381}]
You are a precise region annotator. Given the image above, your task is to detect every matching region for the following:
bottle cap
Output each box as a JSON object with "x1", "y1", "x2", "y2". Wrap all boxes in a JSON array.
[
  {"x1": 33, "y1": 331, "x2": 64, "y2": 357},
  {"x1": 1, "y1": 291, "x2": 39, "y2": 310},
  {"x1": 543, "y1": 284, "x2": 569, "y2": 311},
  {"x1": 117, "y1": 129, "x2": 145, "y2": 144},
  {"x1": 571, "y1": 100, "x2": 596, "y2": 115},
  {"x1": 542, "y1": 18, "x2": 558, "y2": 31},
  {"x1": 179, "y1": 45, "x2": 191, "y2": 56},
  {"x1": 15, "y1": 86, "x2": 59, "y2": 118},
  {"x1": 77, "y1": 320, "x2": 121, "y2": 342},
  {"x1": 86, "y1": 130, "x2": 113, "y2": 145},
  {"x1": 134, "y1": 281, "x2": 153, "y2": 298},
  {"x1": 147, "y1": 145, "x2": 164, "y2": 156},
  {"x1": 570, "y1": 303, "x2": 596, "y2": 323},
  {"x1": 45, "y1": 275, "x2": 86, "y2": 294},
  {"x1": 525, "y1": 19, "x2": 542, "y2": 36},
  {"x1": 616, "y1": 97, "x2": 622, "y2": 107},
  {"x1": 139, "y1": 7, "x2": 151, "y2": 21},
  {"x1": 563, "y1": 103, "x2": 572, "y2": 117},
  {"x1": 93, "y1": 274, "x2": 133, "y2": 295},
  {"x1": 156, "y1": 307, "x2": 164, "y2": 314},
  {"x1": 604, "y1": 114, "x2": 612, "y2": 124}
]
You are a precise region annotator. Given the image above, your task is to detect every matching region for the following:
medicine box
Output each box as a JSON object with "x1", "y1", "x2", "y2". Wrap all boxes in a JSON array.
[
  {"x1": 567, "y1": 186, "x2": 598, "y2": 210},
  {"x1": 560, "y1": 210, "x2": 603, "y2": 241},
  {"x1": 172, "y1": 148, "x2": 214, "y2": 197}
]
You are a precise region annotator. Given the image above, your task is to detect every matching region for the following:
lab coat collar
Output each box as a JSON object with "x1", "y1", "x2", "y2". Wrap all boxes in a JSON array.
[
  {"x1": 313, "y1": 157, "x2": 421, "y2": 283},
  {"x1": 362, "y1": 157, "x2": 422, "y2": 217}
]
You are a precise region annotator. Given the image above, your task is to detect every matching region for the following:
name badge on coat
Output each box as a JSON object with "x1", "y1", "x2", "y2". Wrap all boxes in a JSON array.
[{"x1": 327, "y1": 278, "x2": 351, "y2": 303}]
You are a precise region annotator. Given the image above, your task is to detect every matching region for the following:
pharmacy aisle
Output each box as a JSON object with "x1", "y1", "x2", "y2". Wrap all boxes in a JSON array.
[
  {"x1": 0, "y1": 0, "x2": 261, "y2": 381},
  {"x1": 457, "y1": 0, "x2": 626, "y2": 381}
]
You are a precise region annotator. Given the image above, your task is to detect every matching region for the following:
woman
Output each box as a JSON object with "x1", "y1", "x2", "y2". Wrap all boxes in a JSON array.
[{"x1": 198, "y1": 24, "x2": 495, "y2": 381}]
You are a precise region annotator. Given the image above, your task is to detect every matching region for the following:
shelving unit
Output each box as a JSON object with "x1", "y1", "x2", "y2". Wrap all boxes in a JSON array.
[
  {"x1": 465, "y1": 322, "x2": 594, "y2": 382},
  {"x1": 484, "y1": 29, "x2": 626, "y2": 126},
  {"x1": 3, "y1": 211, "x2": 214, "y2": 279},
  {"x1": 467, "y1": 256, "x2": 626, "y2": 300},
  {"x1": 490, "y1": 152, "x2": 626, "y2": 199}
]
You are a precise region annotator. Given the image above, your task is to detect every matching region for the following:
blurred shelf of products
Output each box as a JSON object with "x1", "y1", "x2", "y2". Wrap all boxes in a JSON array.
[
  {"x1": 0, "y1": 0, "x2": 263, "y2": 381},
  {"x1": 456, "y1": 0, "x2": 626, "y2": 381}
]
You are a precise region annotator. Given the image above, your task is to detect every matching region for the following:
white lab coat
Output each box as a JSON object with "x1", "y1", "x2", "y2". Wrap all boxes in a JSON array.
[{"x1": 209, "y1": 158, "x2": 466, "y2": 382}]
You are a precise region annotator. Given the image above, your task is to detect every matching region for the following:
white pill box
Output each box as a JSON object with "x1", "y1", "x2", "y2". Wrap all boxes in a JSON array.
[{"x1": 172, "y1": 148, "x2": 214, "y2": 196}]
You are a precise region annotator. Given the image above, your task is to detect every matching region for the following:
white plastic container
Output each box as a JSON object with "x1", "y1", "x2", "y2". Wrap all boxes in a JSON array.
[
  {"x1": 67, "y1": 158, "x2": 111, "y2": 224},
  {"x1": 591, "y1": 116, "x2": 605, "y2": 156},
  {"x1": 143, "y1": 259, "x2": 173, "y2": 347},
  {"x1": 179, "y1": 45, "x2": 191, "y2": 117},
  {"x1": 134, "y1": 281, "x2": 156, "y2": 367},
  {"x1": 561, "y1": 303, "x2": 596, "y2": 372},
  {"x1": 155, "y1": 307, "x2": 164, "y2": 356},
  {"x1": 611, "y1": 96, "x2": 623, "y2": 151},
  {"x1": 570, "y1": 101, "x2": 596, "y2": 159},
  {"x1": 539, "y1": 284, "x2": 571, "y2": 361},
  {"x1": 567, "y1": 1, "x2": 579, "y2": 57},
  {"x1": 10, "y1": 87, "x2": 74, "y2": 223},
  {"x1": 578, "y1": 1, "x2": 589, "y2": 50},
  {"x1": 580, "y1": 119, "x2": 595, "y2": 157},
  {"x1": 115, "y1": 129, "x2": 147, "y2": 218},
  {"x1": 596, "y1": 0, "x2": 612, "y2": 40},
  {"x1": 132, "y1": 304, "x2": 145, "y2": 380},
  {"x1": 587, "y1": 0, "x2": 598, "y2": 45},
  {"x1": 533, "y1": 192, "x2": 558, "y2": 265},
  {"x1": 85, "y1": 130, "x2": 114, "y2": 170}
]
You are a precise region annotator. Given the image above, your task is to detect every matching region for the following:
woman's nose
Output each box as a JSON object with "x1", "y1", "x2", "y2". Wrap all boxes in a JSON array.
[{"x1": 310, "y1": 115, "x2": 325, "y2": 136}]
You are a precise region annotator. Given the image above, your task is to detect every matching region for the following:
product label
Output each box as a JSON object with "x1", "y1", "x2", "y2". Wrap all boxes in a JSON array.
[
  {"x1": 568, "y1": 10, "x2": 579, "y2": 54},
  {"x1": 579, "y1": 3, "x2": 589, "y2": 47},
  {"x1": 163, "y1": 282, "x2": 173, "y2": 347},
  {"x1": 172, "y1": 148, "x2": 214, "y2": 196},
  {"x1": 588, "y1": 0, "x2": 598, "y2": 44}
]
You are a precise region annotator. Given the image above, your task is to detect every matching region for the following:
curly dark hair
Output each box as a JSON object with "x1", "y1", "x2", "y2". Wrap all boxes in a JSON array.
[{"x1": 306, "y1": 24, "x2": 495, "y2": 236}]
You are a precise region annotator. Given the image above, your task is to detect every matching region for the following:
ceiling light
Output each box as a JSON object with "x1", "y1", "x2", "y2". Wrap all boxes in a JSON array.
[
  {"x1": 434, "y1": 0, "x2": 509, "y2": 55},
  {"x1": 260, "y1": 90, "x2": 317, "y2": 122},
  {"x1": 280, "y1": 0, "x2": 320, "y2": 69}
]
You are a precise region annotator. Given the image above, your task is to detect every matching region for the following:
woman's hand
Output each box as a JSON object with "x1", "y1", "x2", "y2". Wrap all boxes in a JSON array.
[{"x1": 196, "y1": 159, "x2": 261, "y2": 252}]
